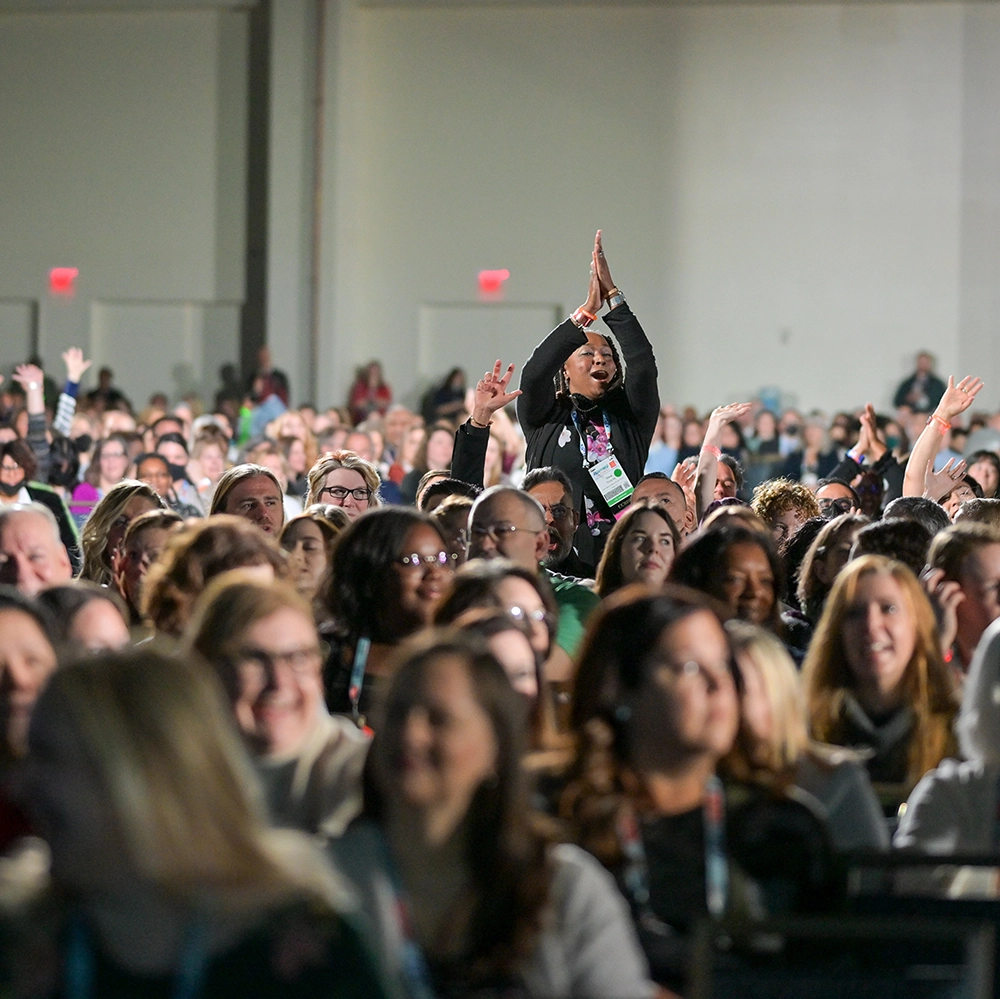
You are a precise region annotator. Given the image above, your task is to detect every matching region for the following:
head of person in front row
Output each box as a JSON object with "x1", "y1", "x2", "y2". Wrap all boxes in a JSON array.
[
  {"x1": 0, "y1": 505, "x2": 73, "y2": 597},
  {"x1": 16, "y1": 649, "x2": 381, "y2": 991},
  {"x1": 305, "y1": 450, "x2": 382, "y2": 521},
  {"x1": 142, "y1": 516, "x2": 288, "y2": 638},
  {"x1": 595, "y1": 500, "x2": 681, "y2": 598},
  {"x1": 113, "y1": 508, "x2": 184, "y2": 625},
  {"x1": 36, "y1": 584, "x2": 131, "y2": 655},
  {"x1": 802, "y1": 555, "x2": 956, "y2": 790},
  {"x1": 210, "y1": 463, "x2": 285, "y2": 536}
]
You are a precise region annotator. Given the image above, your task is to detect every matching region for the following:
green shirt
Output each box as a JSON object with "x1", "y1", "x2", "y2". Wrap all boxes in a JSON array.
[{"x1": 542, "y1": 567, "x2": 600, "y2": 658}]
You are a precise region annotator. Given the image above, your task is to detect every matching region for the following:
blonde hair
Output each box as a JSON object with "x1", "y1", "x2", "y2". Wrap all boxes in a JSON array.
[
  {"x1": 802, "y1": 555, "x2": 957, "y2": 787},
  {"x1": 724, "y1": 621, "x2": 809, "y2": 778},
  {"x1": 305, "y1": 450, "x2": 382, "y2": 509},
  {"x1": 34, "y1": 648, "x2": 349, "y2": 912},
  {"x1": 79, "y1": 480, "x2": 165, "y2": 585}
]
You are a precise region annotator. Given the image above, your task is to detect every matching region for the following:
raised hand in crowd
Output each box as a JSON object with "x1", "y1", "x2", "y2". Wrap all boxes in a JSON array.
[
  {"x1": 695, "y1": 401, "x2": 752, "y2": 520},
  {"x1": 921, "y1": 565, "x2": 965, "y2": 663},
  {"x1": 62, "y1": 346, "x2": 92, "y2": 384},
  {"x1": 671, "y1": 455, "x2": 698, "y2": 520},
  {"x1": 12, "y1": 363, "x2": 45, "y2": 415},
  {"x1": 470, "y1": 359, "x2": 522, "y2": 429},
  {"x1": 851, "y1": 402, "x2": 887, "y2": 463},
  {"x1": 903, "y1": 375, "x2": 984, "y2": 497},
  {"x1": 922, "y1": 457, "x2": 967, "y2": 503}
]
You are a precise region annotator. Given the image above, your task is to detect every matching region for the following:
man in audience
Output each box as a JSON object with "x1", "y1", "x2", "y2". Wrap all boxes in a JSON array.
[
  {"x1": 522, "y1": 467, "x2": 593, "y2": 579},
  {"x1": 209, "y1": 464, "x2": 285, "y2": 536},
  {"x1": 467, "y1": 485, "x2": 598, "y2": 680},
  {"x1": 928, "y1": 523, "x2": 1000, "y2": 673},
  {"x1": 815, "y1": 478, "x2": 861, "y2": 519},
  {"x1": 630, "y1": 472, "x2": 694, "y2": 537},
  {"x1": 0, "y1": 505, "x2": 73, "y2": 596},
  {"x1": 894, "y1": 350, "x2": 946, "y2": 414}
]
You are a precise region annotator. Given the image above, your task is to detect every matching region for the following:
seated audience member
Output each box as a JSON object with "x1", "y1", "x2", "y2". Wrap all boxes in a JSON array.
[
  {"x1": 70, "y1": 433, "x2": 132, "y2": 519},
  {"x1": 321, "y1": 508, "x2": 452, "y2": 721},
  {"x1": 954, "y1": 497, "x2": 1000, "y2": 528},
  {"x1": 523, "y1": 466, "x2": 593, "y2": 578},
  {"x1": 631, "y1": 472, "x2": 695, "y2": 538},
  {"x1": 413, "y1": 469, "x2": 452, "y2": 509},
  {"x1": 699, "y1": 501, "x2": 768, "y2": 534},
  {"x1": 305, "y1": 450, "x2": 381, "y2": 520},
  {"x1": 814, "y1": 478, "x2": 861, "y2": 519},
  {"x1": 210, "y1": 464, "x2": 285, "y2": 536},
  {"x1": 429, "y1": 494, "x2": 473, "y2": 566},
  {"x1": 0, "y1": 439, "x2": 80, "y2": 572},
  {"x1": 400, "y1": 421, "x2": 455, "y2": 505},
  {"x1": 965, "y1": 449, "x2": 1000, "y2": 499},
  {"x1": 188, "y1": 575, "x2": 369, "y2": 838},
  {"x1": 671, "y1": 524, "x2": 784, "y2": 638},
  {"x1": 750, "y1": 478, "x2": 822, "y2": 546},
  {"x1": 417, "y1": 477, "x2": 479, "y2": 514},
  {"x1": 14, "y1": 649, "x2": 385, "y2": 995},
  {"x1": 803, "y1": 555, "x2": 957, "y2": 791},
  {"x1": 112, "y1": 508, "x2": 183, "y2": 626},
  {"x1": 468, "y1": 486, "x2": 598, "y2": 679},
  {"x1": 279, "y1": 507, "x2": 349, "y2": 613},
  {"x1": 243, "y1": 439, "x2": 303, "y2": 521},
  {"x1": 882, "y1": 495, "x2": 951, "y2": 536},
  {"x1": 332, "y1": 632, "x2": 656, "y2": 999},
  {"x1": 939, "y1": 474, "x2": 984, "y2": 522},
  {"x1": 134, "y1": 452, "x2": 202, "y2": 519},
  {"x1": 722, "y1": 621, "x2": 888, "y2": 852},
  {"x1": 78, "y1": 480, "x2": 165, "y2": 586},
  {"x1": 155, "y1": 431, "x2": 205, "y2": 515},
  {"x1": 850, "y1": 519, "x2": 933, "y2": 579},
  {"x1": 925, "y1": 522, "x2": 1000, "y2": 675},
  {"x1": 0, "y1": 504, "x2": 73, "y2": 596},
  {"x1": 190, "y1": 428, "x2": 230, "y2": 506},
  {"x1": 895, "y1": 617, "x2": 1000, "y2": 853},
  {"x1": 560, "y1": 588, "x2": 741, "y2": 992},
  {"x1": 595, "y1": 500, "x2": 681, "y2": 598},
  {"x1": 37, "y1": 584, "x2": 130, "y2": 654},
  {"x1": 779, "y1": 412, "x2": 839, "y2": 486},
  {"x1": 142, "y1": 516, "x2": 288, "y2": 637},
  {"x1": 796, "y1": 514, "x2": 870, "y2": 626},
  {"x1": 0, "y1": 588, "x2": 58, "y2": 760}
]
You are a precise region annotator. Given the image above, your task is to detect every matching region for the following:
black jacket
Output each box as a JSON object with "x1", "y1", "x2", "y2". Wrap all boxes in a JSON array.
[{"x1": 516, "y1": 304, "x2": 658, "y2": 566}]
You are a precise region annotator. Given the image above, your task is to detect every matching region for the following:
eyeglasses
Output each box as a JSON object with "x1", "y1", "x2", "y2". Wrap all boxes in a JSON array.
[
  {"x1": 396, "y1": 551, "x2": 455, "y2": 569},
  {"x1": 470, "y1": 524, "x2": 544, "y2": 543},
  {"x1": 818, "y1": 497, "x2": 855, "y2": 518},
  {"x1": 0, "y1": 462, "x2": 19, "y2": 472},
  {"x1": 508, "y1": 605, "x2": 550, "y2": 627},
  {"x1": 545, "y1": 503, "x2": 572, "y2": 521},
  {"x1": 236, "y1": 646, "x2": 323, "y2": 676},
  {"x1": 101, "y1": 451, "x2": 127, "y2": 460},
  {"x1": 319, "y1": 486, "x2": 372, "y2": 503}
]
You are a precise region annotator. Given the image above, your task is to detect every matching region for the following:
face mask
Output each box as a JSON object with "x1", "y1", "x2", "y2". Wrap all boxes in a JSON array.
[
  {"x1": 0, "y1": 480, "x2": 22, "y2": 497},
  {"x1": 886, "y1": 436, "x2": 900, "y2": 451},
  {"x1": 166, "y1": 462, "x2": 187, "y2": 481},
  {"x1": 782, "y1": 426, "x2": 800, "y2": 438}
]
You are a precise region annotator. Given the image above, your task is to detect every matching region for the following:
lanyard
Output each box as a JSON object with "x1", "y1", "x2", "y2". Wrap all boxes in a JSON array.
[
  {"x1": 375, "y1": 831, "x2": 436, "y2": 999},
  {"x1": 65, "y1": 913, "x2": 209, "y2": 999},
  {"x1": 572, "y1": 408, "x2": 613, "y2": 466},
  {"x1": 348, "y1": 637, "x2": 371, "y2": 726},
  {"x1": 616, "y1": 775, "x2": 729, "y2": 929}
]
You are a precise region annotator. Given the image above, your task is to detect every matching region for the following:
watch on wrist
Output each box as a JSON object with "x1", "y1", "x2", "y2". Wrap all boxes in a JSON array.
[{"x1": 606, "y1": 289, "x2": 625, "y2": 310}]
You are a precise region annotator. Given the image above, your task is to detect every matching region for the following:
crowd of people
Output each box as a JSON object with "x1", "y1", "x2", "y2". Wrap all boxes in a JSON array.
[{"x1": 2, "y1": 231, "x2": 1000, "y2": 995}]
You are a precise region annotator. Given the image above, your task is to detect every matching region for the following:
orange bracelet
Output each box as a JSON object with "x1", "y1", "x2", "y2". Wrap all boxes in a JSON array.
[{"x1": 927, "y1": 413, "x2": 950, "y2": 435}]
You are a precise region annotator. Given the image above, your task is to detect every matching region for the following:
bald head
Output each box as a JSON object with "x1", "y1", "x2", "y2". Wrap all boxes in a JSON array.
[
  {"x1": 469, "y1": 487, "x2": 548, "y2": 570},
  {"x1": 0, "y1": 506, "x2": 73, "y2": 596}
]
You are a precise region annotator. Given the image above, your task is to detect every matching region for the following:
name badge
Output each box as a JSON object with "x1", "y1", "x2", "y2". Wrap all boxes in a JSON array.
[{"x1": 587, "y1": 454, "x2": 634, "y2": 517}]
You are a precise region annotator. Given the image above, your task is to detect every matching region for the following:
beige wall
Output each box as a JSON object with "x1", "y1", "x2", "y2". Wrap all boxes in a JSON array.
[{"x1": 318, "y1": 0, "x2": 996, "y2": 415}]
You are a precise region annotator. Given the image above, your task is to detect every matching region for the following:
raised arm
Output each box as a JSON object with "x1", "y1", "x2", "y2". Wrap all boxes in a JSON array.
[
  {"x1": 13, "y1": 363, "x2": 49, "y2": 482},
  {"x1": 452, "y1": 360, "x2": 521, "y2": 488},
  {"x1": 53, "y1": 347, "x2": 91, "y2": 438},
  {"x1": 517, "y1": 238, "x2": 602, "y2": 431},
  {"x1": 694, "y1": 402, "x2": 752, "y2": 521},
  {"x1": 902, "y1": 376, "x2": 983, "y2": 497}
]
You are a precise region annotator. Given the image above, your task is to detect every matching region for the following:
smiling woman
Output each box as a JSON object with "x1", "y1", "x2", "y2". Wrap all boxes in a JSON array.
[{"x1": 518, "y1": 232, "x2": 659, "y2": 568}]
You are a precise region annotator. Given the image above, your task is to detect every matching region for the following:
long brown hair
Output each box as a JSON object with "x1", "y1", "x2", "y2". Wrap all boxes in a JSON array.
[
  {"x1": 363, "y1": 631, "x2": 552, "y2": 981},
  {"x1": 802, "y1": 555, "x2": 957, "y2": 788},
  {"x1": 594, "y1": 500, "x2": 680, "y2": 598}
]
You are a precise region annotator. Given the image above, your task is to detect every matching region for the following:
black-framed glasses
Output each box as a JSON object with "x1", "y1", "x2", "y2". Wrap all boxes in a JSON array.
[
  {"x1": 319, "y1": 485, "x2": 372, "y2": 503},
  {"x1": 396, "y1": 551, "x2": 455, "y2": 569},
  {"x1": 235, "y1": 645, "x2": 323, "y2": 676},
  {"x1": 547, "y1": 503, "x2": 572, "y2": 521}
]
